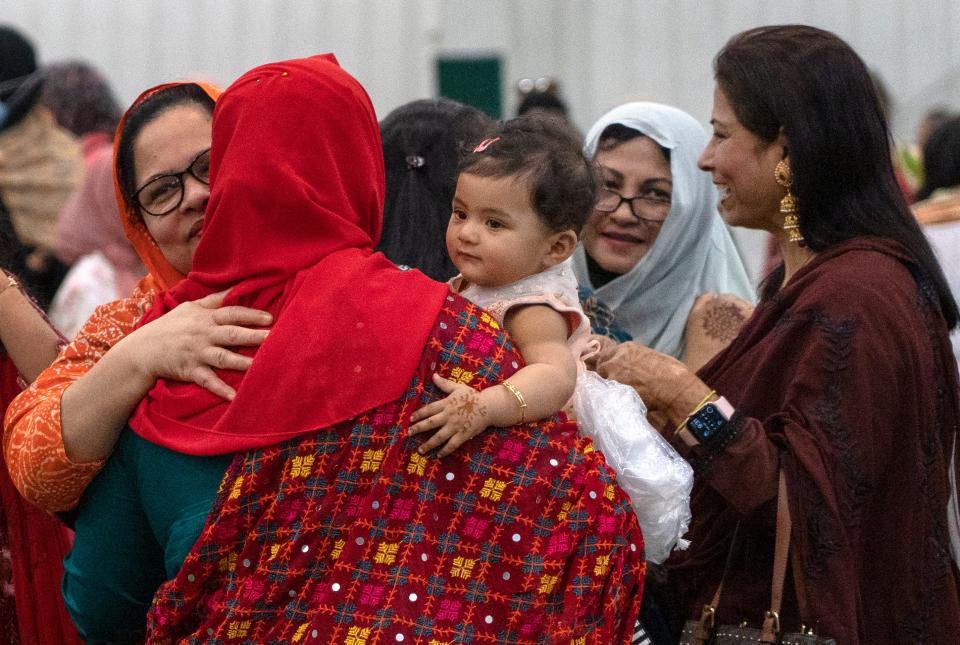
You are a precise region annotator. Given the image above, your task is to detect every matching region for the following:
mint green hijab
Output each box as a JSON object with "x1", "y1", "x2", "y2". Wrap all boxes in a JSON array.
[{"x1": 573, "y1": 102, "x2": 754, "y2": 359}]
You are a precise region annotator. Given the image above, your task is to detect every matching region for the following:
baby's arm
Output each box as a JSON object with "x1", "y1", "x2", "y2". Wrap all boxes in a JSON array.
[{"x1": 409, "y1": 304, "x2": 576, "y2": 457}]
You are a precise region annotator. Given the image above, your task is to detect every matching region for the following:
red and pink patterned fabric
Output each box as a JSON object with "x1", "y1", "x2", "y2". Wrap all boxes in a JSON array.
[{"x1": 148, "y1": 296, "x2": 645, "y2": 643}]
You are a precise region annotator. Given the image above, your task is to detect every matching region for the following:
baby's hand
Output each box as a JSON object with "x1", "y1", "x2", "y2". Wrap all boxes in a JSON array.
[{"x1": 408, "y1": 373, "x2": 491, "y2": 458}]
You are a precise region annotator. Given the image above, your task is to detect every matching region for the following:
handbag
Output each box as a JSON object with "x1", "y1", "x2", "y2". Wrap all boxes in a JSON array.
[{"x1": 679, "y1": 471, "x2": 836, "y2": 645}]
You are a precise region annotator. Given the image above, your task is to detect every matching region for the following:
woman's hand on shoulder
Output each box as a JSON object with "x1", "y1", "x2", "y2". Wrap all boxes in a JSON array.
[
  {"x1": 683, "y1": 292, "x2": 753, "y2": 372},
  {"x1": 116, "y1": 290, "x2": 272, "y2": 400}
]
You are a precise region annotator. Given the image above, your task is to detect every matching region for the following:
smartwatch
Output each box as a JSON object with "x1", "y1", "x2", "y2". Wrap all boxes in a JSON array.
[{"x1": 681, "y1": 396, "x2": 735, "y2": 446}]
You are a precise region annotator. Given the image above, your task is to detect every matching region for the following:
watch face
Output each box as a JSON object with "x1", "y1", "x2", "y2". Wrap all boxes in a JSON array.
[{"x1": 687, "y1": 403, "x2": 726, "y2": 443}]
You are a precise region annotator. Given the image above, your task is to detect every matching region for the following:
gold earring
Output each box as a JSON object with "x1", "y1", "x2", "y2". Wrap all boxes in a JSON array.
[{"x1": 774, "y1": 159, "x2": 803, "y2": 244}]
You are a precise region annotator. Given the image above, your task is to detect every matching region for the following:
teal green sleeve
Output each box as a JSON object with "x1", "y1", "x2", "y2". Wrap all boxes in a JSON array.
[
  {"x1": 134, "y1": 432, "x2": 232, "y2": 577},
  {"x1": 63, "y1": 429, "x2": 231, "y2": 642}
]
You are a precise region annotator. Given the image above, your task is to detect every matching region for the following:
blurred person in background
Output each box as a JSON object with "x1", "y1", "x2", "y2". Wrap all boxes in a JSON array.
[
  {"x1": 574, "y1": 102, "x2": 754, "y2": 371},
  {"x1": 915, "y1": 107, "x2": 953, "y2": 159},
  {"x1": 40, "y1": 60, "x2": 121, "y2": 161},
  {"x1": 898, "y1": 106, "x2": 956, "y2": 192},
  {"x1": 377, "y1": 97, "x2": 492, "y2": 281},
  {"x1": 913, "y1": 114, "x2": 960, "y2": 366},
  {"x1": 0, "y1": 26, "x2": 83, "y2": 309},
  {"x1": 0, "y1": 204, "x2": 80, "y2": 643},
  {"x1": 42, "y1": 61, "x2": 145, "y2": 338},
  {"x1": 516, "y1": 76, "x2": 581, "y2": 141}
]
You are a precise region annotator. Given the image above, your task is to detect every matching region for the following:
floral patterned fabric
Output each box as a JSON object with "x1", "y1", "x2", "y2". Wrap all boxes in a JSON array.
[{"x1": 148, "y1": 295, "x2": 645, "y2": 643}]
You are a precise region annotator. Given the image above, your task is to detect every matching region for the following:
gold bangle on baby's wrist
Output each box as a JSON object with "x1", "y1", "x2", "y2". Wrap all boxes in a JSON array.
[{"x1": 501, "y1": 379, "x2": 527, "y2": 423}]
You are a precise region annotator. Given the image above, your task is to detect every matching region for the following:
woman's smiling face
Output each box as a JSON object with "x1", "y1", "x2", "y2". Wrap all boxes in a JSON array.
[
  {"x1": 133, "y1": 104, "x2": 213, "y2": 274},
  {"x1": 697, "y1": 84, "x2": 785, "y2": 232},
  {"x1": 581, "y1": 135, "x2": 672, "y2": 275}
]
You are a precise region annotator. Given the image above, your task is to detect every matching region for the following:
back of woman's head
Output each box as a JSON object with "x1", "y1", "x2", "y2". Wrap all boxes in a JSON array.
[
  {"x1": 916, "y1": 115, "x2": 960, "y2": 201},
  {"x1": 40, "y1": 60, "x2": 121, "y2": 138},
  {"x1": 719, "y1": 25, "x2": 957, "y2": 325},
  {"x1": 378, "y1": 98, "x2": 492, "y2": 280},
  {"x1": 116, "y1": 84, "x2": 215, "y2": 214}
]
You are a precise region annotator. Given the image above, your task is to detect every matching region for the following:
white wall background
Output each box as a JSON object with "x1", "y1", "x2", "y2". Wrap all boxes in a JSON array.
[{"x1": 6, "y1": 0, "x2": 960, "y2": 283}]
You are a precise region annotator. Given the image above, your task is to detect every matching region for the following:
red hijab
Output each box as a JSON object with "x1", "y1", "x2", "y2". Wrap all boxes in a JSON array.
[
  {"x1": 115, "y1": 81, "x2": 222, "y2": 292},
  {"x1": 129, "y1": 54, "x2": 449, "y2": 455}
]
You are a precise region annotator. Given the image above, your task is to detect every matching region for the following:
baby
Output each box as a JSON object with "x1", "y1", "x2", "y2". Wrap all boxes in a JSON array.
[
  {"x1": 409, "y1": 117, "x2": 598, "y2": 455},
  {"x1": 409, "y1": 117, "x2": 693, "y2": 565}
]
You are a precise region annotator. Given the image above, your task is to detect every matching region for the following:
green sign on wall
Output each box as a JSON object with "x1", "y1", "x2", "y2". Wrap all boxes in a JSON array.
[{"x1": 437, "y1": 54, "x2": 502, "y2": 119}]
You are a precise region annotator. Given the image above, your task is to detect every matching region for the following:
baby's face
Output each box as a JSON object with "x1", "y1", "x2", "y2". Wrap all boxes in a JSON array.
[{"x1": 447, "y1": 172, "x2": 557, "y2": 288}]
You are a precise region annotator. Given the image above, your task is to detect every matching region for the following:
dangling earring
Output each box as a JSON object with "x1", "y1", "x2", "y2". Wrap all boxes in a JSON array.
[{"x1": 774, "y1": 159, "x2": 804, "y2": 245}]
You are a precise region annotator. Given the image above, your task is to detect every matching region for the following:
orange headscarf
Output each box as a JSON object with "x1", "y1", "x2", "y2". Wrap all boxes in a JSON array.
[{"x1": 113, "y1": 81, "x2": 221, "y2": 290}]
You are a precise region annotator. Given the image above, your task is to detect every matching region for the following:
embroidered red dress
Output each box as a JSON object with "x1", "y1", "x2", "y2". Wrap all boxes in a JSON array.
[
  {"x1": 147, "y1": 296, "x2": 645, "y2": 643},
  {"x1": 115, "y1": 55, "x2": 644, "y2": 642}
]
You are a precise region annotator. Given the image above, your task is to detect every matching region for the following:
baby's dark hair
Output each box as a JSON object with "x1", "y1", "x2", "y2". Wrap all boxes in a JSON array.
[{"x1": 458, "y1": 116, "x2": 597, "y2": 235}]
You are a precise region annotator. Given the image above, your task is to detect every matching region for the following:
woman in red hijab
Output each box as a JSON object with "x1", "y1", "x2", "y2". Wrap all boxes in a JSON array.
[
  {"x1": 4, "y1": 81, "x2": 276, "y2": 516},
  {"x1": 65, "y1": 54, "x2": 645, "y2": 643}
]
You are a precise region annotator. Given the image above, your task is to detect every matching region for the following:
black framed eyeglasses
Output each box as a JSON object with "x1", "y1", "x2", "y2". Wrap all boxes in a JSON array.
[
  {"x1": 132, "y1": 148, "x2": 211, "y2": 216},
  {"x1": 594, "y1": 187, "x2": 671, "y2": 223}
]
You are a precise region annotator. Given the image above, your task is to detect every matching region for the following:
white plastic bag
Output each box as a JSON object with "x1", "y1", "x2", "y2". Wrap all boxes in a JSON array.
[{"x1": 573, "y1": 369, "x2": 693, "y2": 564}]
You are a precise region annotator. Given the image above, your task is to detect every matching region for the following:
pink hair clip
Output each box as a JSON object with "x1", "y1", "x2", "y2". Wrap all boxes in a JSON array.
[{"x1": 472, "y1": 137, "x2": 501, "y2": 153}]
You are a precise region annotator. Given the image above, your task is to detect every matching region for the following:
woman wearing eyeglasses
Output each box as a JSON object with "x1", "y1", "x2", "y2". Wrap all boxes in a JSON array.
[
  {"x1": 573, "y1": 103, "x2": 754, "y2": 370},
  {"x1": 4, "y1": 83, "x2": 271, "y2": 515}
]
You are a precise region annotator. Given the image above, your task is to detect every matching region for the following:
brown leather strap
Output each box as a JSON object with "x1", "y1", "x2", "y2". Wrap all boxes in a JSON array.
[
  {"x1": 694, "y1": 604, "x2": 716, "y2": 644},
  {"x1": 791, "y1": 539, "x2": 810, "y2": 630},
  {"x1": 695, "y1": 470, "x2": 792, "y2": 642},
  {"x1": 760, "y1": 470, "x2": 792, "y2": 642},
  {"x1": 694, "y1": 521, "x2": 741, "y2": 640},
  {"x1": 770, "y1": 470, "x2": 791, "y2": 616}
]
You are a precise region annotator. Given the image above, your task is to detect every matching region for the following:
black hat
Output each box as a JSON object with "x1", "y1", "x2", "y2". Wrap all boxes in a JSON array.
[
  {"x1": 0, "y1": 25, "x2": 38, "y2": 85},
  {"x1": 0, "y1": 26, "x2": 41, "y2": 129}
]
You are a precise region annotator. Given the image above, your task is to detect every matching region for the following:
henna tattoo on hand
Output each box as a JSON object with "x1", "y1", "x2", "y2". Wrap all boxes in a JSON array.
[
  {"x1": 454, "y1": 390, "x2": 486, "y2": 423},
  {"x1": 702, "y1": 302, "x2": 747, "y2": 343}
]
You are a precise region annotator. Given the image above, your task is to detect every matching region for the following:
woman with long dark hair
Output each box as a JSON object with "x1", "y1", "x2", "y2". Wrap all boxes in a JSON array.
[
  {"x1": 596, "y1": 25, "x2": 960, "y2": 644},
  {"x1": 378, "y1": 98, "x2": 491, "y2": 281}
]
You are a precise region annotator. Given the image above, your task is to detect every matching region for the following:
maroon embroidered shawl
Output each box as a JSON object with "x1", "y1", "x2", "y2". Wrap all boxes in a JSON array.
[
  {"x1": 147, "y1": 295, "x2": 645, "y2": 643},
  {"x1": 666, "y1": 237, "x2": 960, "y2": 644}
]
